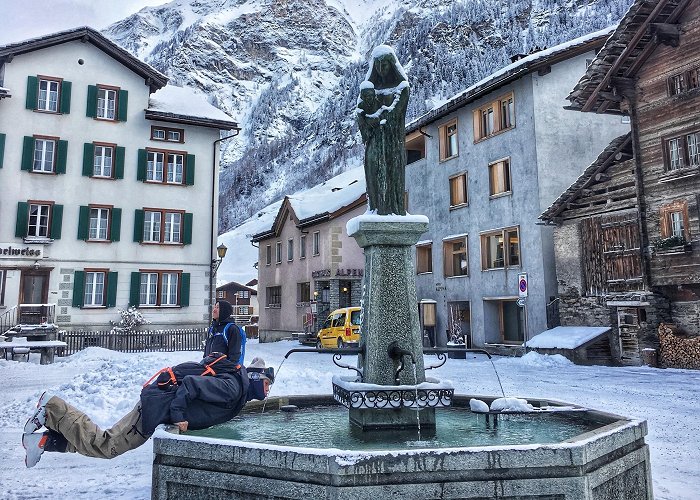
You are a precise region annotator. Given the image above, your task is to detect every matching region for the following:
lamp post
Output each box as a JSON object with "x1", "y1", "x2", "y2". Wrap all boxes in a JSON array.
[{"x1": 209, "y1": 243, "x2": 228, "y2": 322}]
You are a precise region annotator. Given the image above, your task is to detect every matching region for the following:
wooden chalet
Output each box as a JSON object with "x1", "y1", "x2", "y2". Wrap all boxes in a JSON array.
[
  {"x1": 547, "y1": 0, "x2": 700, "y2": 364},
  {"x1": 215, "y1": 281, "x2": 257, "y2": 325}
]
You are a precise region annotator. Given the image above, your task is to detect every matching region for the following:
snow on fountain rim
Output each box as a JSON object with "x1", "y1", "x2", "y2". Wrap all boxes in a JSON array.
[
  {"x1": 346, "y1": 210, "x2": 429, "y2": 236},
  {"x1": 332, "y1": 375, "x2": 453, "y2": 391}
]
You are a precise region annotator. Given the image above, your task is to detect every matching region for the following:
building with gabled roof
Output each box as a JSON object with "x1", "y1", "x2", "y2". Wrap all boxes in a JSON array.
[{"x1": 0, "y1": 27, "x2": 238, "y2": 335}]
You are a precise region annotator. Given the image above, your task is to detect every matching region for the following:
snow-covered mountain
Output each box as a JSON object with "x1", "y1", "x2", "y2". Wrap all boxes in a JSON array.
[{"x1": 103, "y1": 0, "x2": 633, "y2": 231}]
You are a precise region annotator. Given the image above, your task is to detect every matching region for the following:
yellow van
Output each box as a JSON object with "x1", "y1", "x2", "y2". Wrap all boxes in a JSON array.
[{"x1": 316, "y1": 307, "x2": 361, "y2": 348}]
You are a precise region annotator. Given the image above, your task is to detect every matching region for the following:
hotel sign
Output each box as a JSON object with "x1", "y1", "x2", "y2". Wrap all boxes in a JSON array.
[
  {"x1": 312, "y1": 268, "x2": 364, "y2": 279},
  {"x1": 0, "y1": 244, "x2": 42, "y2": 259}
]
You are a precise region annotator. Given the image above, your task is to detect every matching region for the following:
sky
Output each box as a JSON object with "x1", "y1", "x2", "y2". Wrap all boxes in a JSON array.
[
  {"x1": 0, "y1": 0, "x2": 170, "y2": 44},
  {"x1": 1, "y1": 342, "x2": 699, "y2": 498}
]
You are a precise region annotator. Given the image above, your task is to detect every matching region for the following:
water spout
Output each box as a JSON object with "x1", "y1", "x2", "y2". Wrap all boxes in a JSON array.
[{"x1": 387, "y1": 341, "x2": 416, "y2": 384}]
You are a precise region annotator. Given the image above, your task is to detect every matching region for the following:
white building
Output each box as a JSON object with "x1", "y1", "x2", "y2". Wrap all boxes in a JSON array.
[{"x1": 0, "y1": 27, "x2": 238, "y2": 332}]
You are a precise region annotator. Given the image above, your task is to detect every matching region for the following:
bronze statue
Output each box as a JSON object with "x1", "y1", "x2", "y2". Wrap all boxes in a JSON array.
[{"x1": 357, "y1": 45, "x2": 409, "y2": 216}]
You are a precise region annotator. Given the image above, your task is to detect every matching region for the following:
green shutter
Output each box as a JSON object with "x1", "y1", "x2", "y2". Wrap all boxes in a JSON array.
[
  {"x1": 56, "y1": 140, "x2": 68, "y2": 174},
  {"x1": 180, "y1": 273, "x2": 190, "y2": 307},
  {"x1": 82, "y1": 143, "x2": 94, "y2": 176},
  {"x1": 0, "y1": 133, "x2": 5, "y2": 168},
  {"x1": 114, "y1": 146, "x2": 125, "y2": 179},
  {"x1": 129, "y1": 272, "x2": 141, "y2": 307},
  {"x1": 86, "y1": 85, "x2": 97, "y2": 118},
  {"x1": 15, "y1": 202, "x2": 28, "y2": 238},
  {"x1": 106, "y1": 272, "x2": 118, "y2": 308},
  {"x1": 110, "y1": 208, "x2": 122, "y2": 242},
  {"x1": 133, "y1": 209, "x2": 144, "y2": 242},
  {"x1": 26, "y1": 76, "x2": 38, "y2": 110},
  {"x1": 118, "y1": 89, "x2": 128, "y2": 122},
  {"x1": 183, "y1": 213, "x2": 193, "y2": 244},
  {"x1": 21, "y1": 136, "x2": 35, "y2": 171},
  {"x1": 60, "y1": 81, "x2": 72, "y2": 114},
  {"x1": 50, "y1": 204, "x2": 63, "y2": 239},
  {"x1": 77, "y1": 206, "x2": 89, "y2": 240},
  {"x1": 185, "y1": 154, "x2": 195, "y2": 185},
  {"x1": 137, "y1": 149, "x2": 147, "y2": 181},
  {"x1": 72, "y1": 271, "x2": 85, "y2": 308}
]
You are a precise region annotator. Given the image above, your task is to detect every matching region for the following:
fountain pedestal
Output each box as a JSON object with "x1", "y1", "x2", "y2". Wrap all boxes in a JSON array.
[{"x1": 349, "y1": 218, "x2": 432, "y2": 430}]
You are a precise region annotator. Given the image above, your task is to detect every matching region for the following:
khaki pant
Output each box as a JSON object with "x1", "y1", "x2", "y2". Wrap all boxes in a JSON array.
[{"x1": 44, "y1": 396, "x2": 149, "y2": 459}]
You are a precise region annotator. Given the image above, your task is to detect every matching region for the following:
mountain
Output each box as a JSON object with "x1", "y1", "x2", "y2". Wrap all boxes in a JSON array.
[{"x1": 103, "y1": 0, "x2": 633, "y2": 232}]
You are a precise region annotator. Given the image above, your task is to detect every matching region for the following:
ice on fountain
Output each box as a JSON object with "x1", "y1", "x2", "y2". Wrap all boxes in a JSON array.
[{"x1": 469, "y1": 398, "x2": 490, "y2": 413}]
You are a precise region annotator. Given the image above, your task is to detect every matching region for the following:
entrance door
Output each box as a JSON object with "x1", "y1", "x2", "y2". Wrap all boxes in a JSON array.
[
  {"x1": 502, "y1": 300, "x2": 525, "y2": 343},
  {"x1": 20, "y1": 270, "x2": 50, "y2": 324}
]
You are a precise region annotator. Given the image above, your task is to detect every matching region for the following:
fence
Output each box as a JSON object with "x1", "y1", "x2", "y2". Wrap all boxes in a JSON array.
[{"x1": 58, "y1": 328, "x2": 207, "y2": 356}]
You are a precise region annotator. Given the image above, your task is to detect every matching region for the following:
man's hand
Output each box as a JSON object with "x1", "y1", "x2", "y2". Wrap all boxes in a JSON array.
[{"x1": 175, "y1": 421, "x2": 189, "y2": 432}]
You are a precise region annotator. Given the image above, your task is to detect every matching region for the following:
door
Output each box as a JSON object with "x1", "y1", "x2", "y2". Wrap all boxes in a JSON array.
[
  {"x1": 502, "y1": 300, "x2": 525, "y2": 343},
  {"x1": 20, "y1": 270, "x2": 50, "y2": 324}
]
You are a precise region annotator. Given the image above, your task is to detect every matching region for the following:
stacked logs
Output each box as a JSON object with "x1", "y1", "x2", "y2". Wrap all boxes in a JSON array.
[{"x1": 658, "y1": 323, "x2": 700, "y2": 370}]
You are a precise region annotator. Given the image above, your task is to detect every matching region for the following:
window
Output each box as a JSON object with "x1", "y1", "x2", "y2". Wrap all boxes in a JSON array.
[
  {"x1": 313, "y1": 231, "x2": 320, "y2": 256},
  {"x1": 670, "y1": 74, "x2": 685, "y2": 95},
  {"x1": 287, "y1": 238, "x2": 294, "y2": 261},
  {"x1": 300, "y1": 234, "x2": 307, "y2": 259},
  {"x1": 665, "y1": 130, "x2": 700, "y2": 171},
  {"x1": 84, "y1": 271, "x2": 106, "y2": 307},
  {"x1": 97, "y1": 87, "x2": 117, "y2": 120},
  {"x1": 16, "y1": 201, "x2": 62, "y2": 240},
  {"x1": 449, "y1": 173, "x2": 468, "y2": 207},
  {"x1": 238, "y1": 290, "x2": 250, "y2": 299},
  {"x1": 416, "y1": 243, "x2": 432, "y2": 274},
  {"x1": 297, "y1": 282, "x2": 311, "y2": 303},
  {"x1": 151, "y1": 126, "x2": 184, "y2": 143},
  {"x1": 274, "y1": 241, "x2": 282, "y2": 264},
  {"x1": 142, "y1": 149, "x2": 192, "y2": 185},
  {"x1": 439, "y1": 120, "x2": 458, "y2": 160},
  {"x1": 33, "y1": 138, "x2": 55, "y2": 173},
  {"x1": 217, "y1": 290, "x2": 225, "y2": 299},
  {"x1": 28, "y1": 203, "x2": 51, "y2": 238},
  {"x1": 489, "y1": 158, "x2": 511, "y2": 196},
  {"x1": 660, "y1": 201, "x2": 690, "y2": 241},
  {"x1": 147, "y1": 151, "x2": 164, "y2": 181},
  {"x1": 444, "y1": 237, "x2": 468, "y2": 277},
  {"x1": 89, "y1": 207, "x2": 110, "y2": 241},
  {"x1": 474, "y1": 92, "x2": 515, "y2": 141},
  {"x1": 267, "y1": 286, "x2": 281, "y2": 308},
  {"x1": 139, "y1": 209, "x2": 188, "y2": 244},
  {"x1": 481, "y1": 227, "x2": 520, "y2": 270},
  {"x1": 138, "y1": 271, "x2": 183, "y2": 307},
  {"x1": 38, "y1": 78, "x2": 60, "y2": 112},
  {"x1": 93, "y1": 145, "x2": 113, "y2": 177},
  {"x1": 166, "y1": 153, "x2": 184, "y2": 183},
  {"x1": 238, "y1": 306, "x2": 249, "y2": 315},
  {"x1": 668, "y1": 67, "x2": 700, "y2": 96},
  {"x1": 265, "y1": 245, "x2": 272, "y2": 266}
]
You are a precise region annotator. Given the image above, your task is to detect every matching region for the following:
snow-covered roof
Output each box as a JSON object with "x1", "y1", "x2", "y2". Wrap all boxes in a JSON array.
[
  {"x1": 406, "y1": 26, "x2": 616, "y2": 134},
  {"x1": 145, "y1": 85, "x2": 238, "y2": 130},
  {"x1": 526, "y1": 326, "x2": 611, "y2": 350}
]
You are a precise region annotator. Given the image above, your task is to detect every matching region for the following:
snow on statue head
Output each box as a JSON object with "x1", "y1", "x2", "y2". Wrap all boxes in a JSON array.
[{"x1": 365, "y1": 45, "x2": 408, "y2": 90}]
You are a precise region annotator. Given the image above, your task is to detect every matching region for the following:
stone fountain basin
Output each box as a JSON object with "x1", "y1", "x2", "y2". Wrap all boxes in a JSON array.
[{"x1": 151, "y1": 394, "x2": 652, "y2": 500}]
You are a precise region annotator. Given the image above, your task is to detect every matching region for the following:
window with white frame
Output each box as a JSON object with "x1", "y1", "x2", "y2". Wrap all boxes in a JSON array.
[
  {"x1": 668, "y1": 137, "x2": 683, "y2": 170},
  {"x1": 238, "y1": 306, "x2": 249, "y2": 315},
  {"x1": 481, "y1": 227, "x2": 520, "y2": 270},
  {"x1": 93, "y1": 145, "x2": 113, "y2": 178},
  {"x1": 28, "y1": 203, "x2": 51, "y2": 237},
  {"x1": 660, "y1": 200, "x2": 690, "y2": 242},
  {"x1": 239, "y1": 290, "x2": 250, "y2": 299},
  {"x1": 265, "y1": 245, "x2": 272, "y2": 266},
  {"x1": 84, "y1": 271, "x2": 106, "y2": 307},
  {"x1": 166, "y1": 153, "x2": 184, "y2": 184},
  {"x1": 143, "y1": 210, "x2": 183, "y2": 244},
  {"x1": 33, "y1": 138, "x2": 55, "y2": 172},
  {"x1": 670, "y1": 211, "x2": 685, "y2": 239},
  {"x1": 143, "y1": 211, "x2": 162, "y2": 242},
  {"x1": 300, "y1": 234, "x2": 307, "y2": 259},
  {"x1": 161, "y1": 272, "x2": 179, "y2": 306},
  {"x1": 89, "y1": 207, "x2": 110, "y2": 241},
  {"x1": 276, "y1": 242, "x2": 282, "y2": 264},
  {"x1": 687, "y1": 132, "x2": 700, "y2": 168},
  {"x1": 38, "y1": 79, "x2": 59, "y2": 112},
  {"x1": 287, "y1": 238, "x2": 294, "y2": 261},
  {"x1": 140, "y1": 272, "x2": 159, "y2": 306},
  {"x1": 147, "y1": 151, "x2": 165, "y2": 181},
  {"x1": 449, "y1": 173, "x2": 468, "y2": 207},
  {"x1": 313, "y1": 231, "x2": 320, "y2": 256},
  {"x1": 151, "y1": 126, "x2": 184, "y2": 143},
  {"x1": 665, "y1": 131, "x2": 700, "y2": 171},
  {"x1": 139, "y1": 271, "x2": 181, "y2": 307},
  {"x1": 97, "y1": 87, "x2": 117, "y2": 120},
  {"x1": 217, "y1": 290, "x2": 225, "y2": 299},
  {"x1": 164, "y1": 212, "x2": 182, "y2": 243},
  {"x1": 444, "y1": 237, "x2": 468, "y2": 277}
]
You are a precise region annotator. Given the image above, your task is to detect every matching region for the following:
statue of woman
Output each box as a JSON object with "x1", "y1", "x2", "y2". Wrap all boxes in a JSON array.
[{"x1": 356, "y1": 45, "x2": 409, "y2": 216}]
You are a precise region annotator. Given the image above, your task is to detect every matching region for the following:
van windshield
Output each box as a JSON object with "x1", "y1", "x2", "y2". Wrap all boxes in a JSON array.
[{"x1": 350, "y1": 310, "x2": 361, "y2": 325}]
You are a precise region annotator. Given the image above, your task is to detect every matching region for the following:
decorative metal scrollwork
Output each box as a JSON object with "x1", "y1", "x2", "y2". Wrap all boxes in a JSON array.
[
  {"x1": 332, "y1": 353, "x2": 363, "y2": 380},
  {"x1": 424, "y1": 352, "x2": 447, "y2": 371},
  {"x1": 333, "y1": 383, "x2": 454, "y2": 410}
]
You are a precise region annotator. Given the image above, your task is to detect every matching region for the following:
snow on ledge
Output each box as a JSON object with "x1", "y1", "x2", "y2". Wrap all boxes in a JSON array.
[
  {"x1": 526, "y1": 326, "x2": 611, "y2": 350},
  {"x1": 332, "y1": 375, "x2": 453, "y2": 392},
  {"x1": 147, "y1": 85, "x2": 235, "y2": 122},
  {"x1": 346, "y1": 211, "x2": 429, "y2": 236}
]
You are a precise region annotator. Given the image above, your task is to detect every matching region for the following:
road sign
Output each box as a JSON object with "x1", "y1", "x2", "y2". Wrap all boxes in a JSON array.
[
  {"x1": 518, "y1": 272, "x2": 528, "y2": 298},
  {"x1": 516, "y1": 298, "x2": 526, "y2": 307}
]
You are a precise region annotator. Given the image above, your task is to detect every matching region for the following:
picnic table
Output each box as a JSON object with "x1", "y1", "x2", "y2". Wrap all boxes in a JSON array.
[{"x1": 0, "y1": 338, "x2": 67, "y2": 364}]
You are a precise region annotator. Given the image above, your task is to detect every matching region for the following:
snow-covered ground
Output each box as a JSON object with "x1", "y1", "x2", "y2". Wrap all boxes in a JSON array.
[{"x1": 1, "y1": 341, "x2": 698, "y2": 499}]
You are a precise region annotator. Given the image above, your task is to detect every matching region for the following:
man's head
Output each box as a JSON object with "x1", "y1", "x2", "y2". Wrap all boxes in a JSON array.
[{"x1": 213, "y1": 300, "x2": 233, "y2": 321}]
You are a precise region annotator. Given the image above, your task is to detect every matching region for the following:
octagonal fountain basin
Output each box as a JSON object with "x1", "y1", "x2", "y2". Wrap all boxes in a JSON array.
[{"x1": 151, "y1": 395, "x2": 653, "y2": 500}]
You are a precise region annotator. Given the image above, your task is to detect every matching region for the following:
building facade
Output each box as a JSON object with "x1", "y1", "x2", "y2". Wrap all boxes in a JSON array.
[
  {"x1": 0, "y1": 28, "x2": 238, "y2": 332},
  {"x1": 252, "y1": 168, "x2": 366, "y2": 342},
  {"x1": 216, "y1": 281, "x2": 258, "y2": 325},
  {"x1": 404, "y1": 29, "x2": 630, "y2": 350}
]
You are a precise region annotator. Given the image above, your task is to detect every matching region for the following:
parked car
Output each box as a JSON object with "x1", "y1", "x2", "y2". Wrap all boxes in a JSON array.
[{"x1": 317, "y1": 307, "x2": 361, "y2": 348}]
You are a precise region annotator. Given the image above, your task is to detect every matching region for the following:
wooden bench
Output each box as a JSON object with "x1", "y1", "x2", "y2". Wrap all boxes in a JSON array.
[{"x1": 0, "y1": 339, "x2": 68, "y2": 364}]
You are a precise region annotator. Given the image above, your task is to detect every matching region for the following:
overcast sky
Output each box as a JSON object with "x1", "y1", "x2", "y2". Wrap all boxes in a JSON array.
[{"x1": 0, "y1": 0, "x2": 171, "y2": 44}]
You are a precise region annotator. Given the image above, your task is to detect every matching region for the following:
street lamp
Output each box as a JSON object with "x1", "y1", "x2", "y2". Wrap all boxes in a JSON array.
[{"x1": 211, "y1": 243, "x2": 228, "y2": 274}]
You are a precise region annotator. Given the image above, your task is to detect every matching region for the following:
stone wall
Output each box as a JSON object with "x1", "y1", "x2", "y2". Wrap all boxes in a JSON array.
[{"x1": 669, "y1": 300, "x2": 700, "y2": 335}]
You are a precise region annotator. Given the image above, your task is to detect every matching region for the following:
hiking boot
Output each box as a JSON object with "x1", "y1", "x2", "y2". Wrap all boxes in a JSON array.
[
  {"x1": 22, "y1": 431, "x2": 48, "y2": 468},
  {"x1": 23, "y1": 391, "x2": 52, "y2": 434}
]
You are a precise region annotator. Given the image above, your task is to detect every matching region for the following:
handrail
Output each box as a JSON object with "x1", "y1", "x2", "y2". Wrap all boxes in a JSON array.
[{"x1": 0, "y1": 305, "x2": 18, "y2": 335}]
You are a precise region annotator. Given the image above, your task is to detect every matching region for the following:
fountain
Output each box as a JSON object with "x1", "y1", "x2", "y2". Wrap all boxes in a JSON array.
[{"x1": 151, "y1": 46, "x2": 653, "y2": 500}]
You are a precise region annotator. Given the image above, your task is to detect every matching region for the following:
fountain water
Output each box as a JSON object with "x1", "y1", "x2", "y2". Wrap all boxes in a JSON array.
[{"x1": 151, "y1": 46, "x2": 653, "y2": 500}]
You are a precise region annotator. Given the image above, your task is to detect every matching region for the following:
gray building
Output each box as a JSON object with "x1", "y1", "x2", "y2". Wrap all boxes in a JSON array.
[{"x1": 404, "y1": 28, "x2": 629, "y2": 350}]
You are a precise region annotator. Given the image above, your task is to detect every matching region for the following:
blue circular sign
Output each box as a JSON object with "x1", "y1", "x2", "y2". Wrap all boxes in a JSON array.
[{"x1": 519, "y1": 279, "x2": 527, "y2": 292}]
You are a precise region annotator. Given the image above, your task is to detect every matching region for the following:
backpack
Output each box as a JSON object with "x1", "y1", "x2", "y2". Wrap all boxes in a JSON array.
[
  {"x1": 143, "y1": 354, "x2": 240, "y2": 390},
  {"x1": 220, "y1": 322, "x2": 246, "y2": 365}
]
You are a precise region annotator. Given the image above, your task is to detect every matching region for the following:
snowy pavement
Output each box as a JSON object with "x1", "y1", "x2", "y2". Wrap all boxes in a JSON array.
[{"x1": 1, "y1": 340, "x2": 698, "y2": 499}]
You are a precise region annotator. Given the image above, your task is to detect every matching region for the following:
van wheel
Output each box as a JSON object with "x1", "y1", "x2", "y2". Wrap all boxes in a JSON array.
[
  {"x1": 337, "y1": 338, "x2": 344, "y2": 349},
  {"x1": 316, "y1": 339, "x2": 322, "y2": 350}
]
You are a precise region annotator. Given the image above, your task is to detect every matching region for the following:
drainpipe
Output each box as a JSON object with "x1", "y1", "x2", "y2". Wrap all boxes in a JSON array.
[{"x1": 209, "y1": 129, "x2": 241, "y2": 322}]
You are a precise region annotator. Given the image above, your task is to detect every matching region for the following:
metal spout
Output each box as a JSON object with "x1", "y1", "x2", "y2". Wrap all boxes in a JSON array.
[{"x1": 387, "y1": 341, "x2": 415, "y2": 384}]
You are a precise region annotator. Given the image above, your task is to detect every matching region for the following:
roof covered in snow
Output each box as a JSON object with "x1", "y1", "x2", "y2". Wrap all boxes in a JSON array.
[
  {"x1": 527, "y1": 326, "x2": 611, "y2": 350},
  {"x1": 252, "y1": 166, "x2": 366, "y2": 241},
  {"x1": 406, "y1": 26, "x2": 616, "y2": 134},
  {"x1": 0, "y1": 26, "x2": 167, "y2": 92},
  {"x1": 145, "y1": 85, "x2": 238, "y2": 130}
]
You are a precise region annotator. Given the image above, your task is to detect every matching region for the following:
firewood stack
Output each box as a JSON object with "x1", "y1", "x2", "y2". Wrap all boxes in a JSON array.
[{"x1": 658, "y1": 323, "x2": 700, "y2": 370}]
